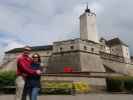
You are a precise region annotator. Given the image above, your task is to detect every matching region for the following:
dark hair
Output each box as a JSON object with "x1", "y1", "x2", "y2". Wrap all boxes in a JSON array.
[{"x1": 32, "y1": 53, "x2": 41, "y2": 63}]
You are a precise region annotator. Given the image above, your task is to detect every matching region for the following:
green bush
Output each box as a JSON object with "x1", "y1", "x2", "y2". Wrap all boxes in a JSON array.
[
  {"x1": 106, "y1": 77, "x2": 122, "y2": 92},
  {"x1": 0, "y1": 71, "x2": 16, "y2": 94},
  {"x1": 0, "y1": 71, "x2": 16, "y2": 87},
  {"x1": 124, "y1": 77, "x2": 133, "y2": 92},
  {"x1": 106, "y1": 76, "x2": 133, "y2": 92}
]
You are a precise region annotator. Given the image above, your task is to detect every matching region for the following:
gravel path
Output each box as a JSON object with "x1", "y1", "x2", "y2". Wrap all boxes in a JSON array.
[{"x1": 0, "y1": 94, "x2": 133, "y2": 100}]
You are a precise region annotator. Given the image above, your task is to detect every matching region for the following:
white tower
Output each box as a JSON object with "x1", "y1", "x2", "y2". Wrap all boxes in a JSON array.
[{"x1": 80, "y1": 6, "x2": 99, "y2": 43}]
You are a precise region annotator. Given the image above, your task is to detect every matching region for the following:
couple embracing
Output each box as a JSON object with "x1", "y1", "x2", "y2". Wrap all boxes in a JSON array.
[{"x1": 16, "y1": 46, "x2": 44, "y2": 100}]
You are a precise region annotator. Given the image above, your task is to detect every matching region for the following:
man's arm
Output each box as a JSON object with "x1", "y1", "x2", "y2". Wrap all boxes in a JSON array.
[{"x1": 18, "y1": 58, "x2": 37, "y2": 75}]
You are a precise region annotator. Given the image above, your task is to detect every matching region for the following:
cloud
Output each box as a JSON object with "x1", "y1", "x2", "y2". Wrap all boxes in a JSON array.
[
  {"x1": 0, "y1": 33, "x2": 25, "y2": 62},
  {"x1": 0, "y1": 0, "x2": 133, "y2": 61},
  {"x1": 96, "y1": 0, "x2": 133, "y2": 54},
  {"x1": 88, "y1": 1, "x2": 104, "y2": 14},
  {"x1": 4, "y1": 40, "x2": 24, "y2": 52}
]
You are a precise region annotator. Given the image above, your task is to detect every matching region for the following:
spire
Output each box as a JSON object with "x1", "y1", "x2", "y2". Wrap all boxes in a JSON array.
[
  {"x1": 86, "y1": 3, "x2": 88, "y2": 9},
  {"x1": 85, "y1": 3, "x2": 90, "y2": 13}
]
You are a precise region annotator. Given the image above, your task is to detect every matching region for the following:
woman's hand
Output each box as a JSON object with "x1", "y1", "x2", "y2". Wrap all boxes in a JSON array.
[{"x1": 36, "y1": 70, "x2": 42, "y2": 75}]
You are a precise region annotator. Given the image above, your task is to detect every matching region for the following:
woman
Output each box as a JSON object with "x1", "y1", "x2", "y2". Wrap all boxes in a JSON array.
[{"x1": 25, "y1": 53, "x2": 42, "y2": 100}]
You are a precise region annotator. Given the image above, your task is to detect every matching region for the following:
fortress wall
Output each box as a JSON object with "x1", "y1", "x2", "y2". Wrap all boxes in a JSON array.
[
  {"x1": 47, "y1": 50, "x2": 106, "y2": 87},
  {"x1": 79, "y1": 52, "x2": 106, "y2": 87},
  {"x1": 47, "y1": 52, "x2": 81, "y2": 73},
  {"x1": 79, "y1": 52, "x2": 105, "y2": 72}
]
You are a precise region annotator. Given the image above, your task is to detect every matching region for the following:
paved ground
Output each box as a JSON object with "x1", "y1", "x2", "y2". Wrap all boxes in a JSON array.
[{"x1": 0, "y1": 94, "x2": 133, "y2": 100}]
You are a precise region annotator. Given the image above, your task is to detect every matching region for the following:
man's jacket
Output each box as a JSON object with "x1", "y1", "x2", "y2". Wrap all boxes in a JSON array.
[{"x1": 17, "y1": 54, "x2": 37, "y2": 77}]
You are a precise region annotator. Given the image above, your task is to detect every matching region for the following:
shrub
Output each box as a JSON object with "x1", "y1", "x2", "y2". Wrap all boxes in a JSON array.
[
  {"x1": 0, "y1": 71, "x2": 16, "y2": 94},
  {"x1": 123, "y1": 77, "x2": 133, "y2": 92},
  {"x1": 0, "y1": 71, "x2": 16, "y2": 87},
  {"x1": 106, "y1": 77, "x2": 123, "y2": 92},
  {"x1": 41, "y1": 81, "x2": 73, "y2": 94},
  {"x1": 41, "y1": 80, "x2": 91, "y2": 94},
  {"x1": 73, "y1": 81, "x2": 91, "y2": 93},
  {"x1": 106, "y1": 76, "x2": 133, "y2": 92}
]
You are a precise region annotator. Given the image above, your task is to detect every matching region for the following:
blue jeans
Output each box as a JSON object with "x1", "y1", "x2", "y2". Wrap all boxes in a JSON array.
[
  {"x1": 30, "y1": 87, "x2": 40, "y2": 100},
  {"x1": 22, "y1": 87, "x2": 40, "y2": 100}
]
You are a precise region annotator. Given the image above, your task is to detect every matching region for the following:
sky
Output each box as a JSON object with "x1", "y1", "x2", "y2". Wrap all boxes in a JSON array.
[{"x1": 0, "y1": 0, "x2": 133, "y2": 62}]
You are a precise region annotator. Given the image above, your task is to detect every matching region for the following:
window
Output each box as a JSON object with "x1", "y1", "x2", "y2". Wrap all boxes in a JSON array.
[
  {"x1": 91, "y1": 48, "x2": 94, "y2": 52},
  {"x1": 60, "y1": 47, "x2": 62, "y2": 51},
  {"x1": 84, "y1": 46, "x2": 87, "y2": 50},
  {"x1": 70, "y1": 46, "x2": 74, "y2": 50}
]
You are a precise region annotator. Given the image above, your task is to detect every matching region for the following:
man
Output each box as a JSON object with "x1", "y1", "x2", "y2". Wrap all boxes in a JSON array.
[{"x1": 16, "y1": 46, "x2": 41, "y2": 100}]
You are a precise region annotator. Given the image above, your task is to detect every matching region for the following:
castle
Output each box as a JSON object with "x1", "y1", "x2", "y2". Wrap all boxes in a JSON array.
[{"x1": 1, "y1": 7, "x2": 133, "y2": 87}]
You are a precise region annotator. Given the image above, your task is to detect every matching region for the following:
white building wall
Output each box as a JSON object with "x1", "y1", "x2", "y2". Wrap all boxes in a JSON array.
[
  {"x1": 53, "y1": 39, "x2": 100, "y2": 54},
  {"x1": 121, "y1": 45, "x2": 131, "y2": 63},
  {"x1": 110, "y1": 45, "x2": 123, "y2": 56},
  {"x1": 80, "y1": 13, "x2": 99, "y2": 43},
  {"x1": 100, "y1": 45, "x2": 110, "y2": 54},
  {"x1": 109, "y1": 44, "x2": 131, "y2": 63},
  {"x1": 105, "y1": 46, "x2": 110, "y2": 53},
  {"x1": 122, "y1": 46, "x2": 130, "y2": 58},
  {"x1": 78, "y1": 40, "x2": 99, "y2": 54}
]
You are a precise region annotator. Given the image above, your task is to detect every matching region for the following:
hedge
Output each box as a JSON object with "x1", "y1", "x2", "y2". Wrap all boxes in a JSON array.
[
  {"x1": 0, "y1": 71, "x2": 16, "y2": 87},
  {"x1": 0, "y1": 71, "x2": 16, "y2": 94},
  {"x1": 106, "y1": 76, "x2": 133, "y2": 92}
]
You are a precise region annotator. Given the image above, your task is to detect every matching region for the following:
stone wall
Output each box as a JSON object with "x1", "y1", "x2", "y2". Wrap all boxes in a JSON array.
[
  {"x1": 79, "y1": 52, "x2": 105, "y2": 72},
  {"x1": 47, "y1": 51, "x2": 81, "y2": 73},
  {"x1": 48, "y1": 39, "x2": 105, "y2": 73},
  {"x1": 53, "y1": 39, "x2": 100, "y2": 54},
  {"x1": 100, "y1": 52, "x2": 125, "y2": 63},
  {"x1": 53, "y1": 39, "x2": 79, "y2": 53}
]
